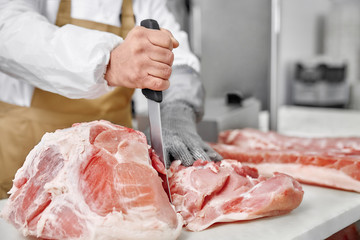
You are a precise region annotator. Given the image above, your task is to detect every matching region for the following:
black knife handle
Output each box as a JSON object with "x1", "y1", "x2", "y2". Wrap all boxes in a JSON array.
[
  {"x1": 141, "y1": 19, "x2": 160, "y2": 30},
  {"x1": 141, "y1": 19, "x2": 162, "y2": 103}
]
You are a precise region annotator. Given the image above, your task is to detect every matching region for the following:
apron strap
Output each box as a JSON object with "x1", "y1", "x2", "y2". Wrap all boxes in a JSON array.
[
  {"x1": 55, "y1": 0, "x2": 135, "y2": 38},
  {"x1": 120, "y1": 0, "x2": 136, "y2": 38},
  {"x1": 55, "y1": 0, "x2": 71, "y2": 27}
]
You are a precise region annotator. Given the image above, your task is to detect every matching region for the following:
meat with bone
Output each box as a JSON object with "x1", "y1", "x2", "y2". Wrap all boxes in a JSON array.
[
  {"x1": 168, "y1": 159, "x2": 304, "y2": 231},
  {"x1": 0, "y1": 120, "x2": 182, "y2": 240},
  {"x1": 211, "y1": 128, "x2": 360, "y2": 192}
]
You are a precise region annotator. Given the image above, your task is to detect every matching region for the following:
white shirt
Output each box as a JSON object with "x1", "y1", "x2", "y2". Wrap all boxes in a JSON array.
[{"x1": 0, "y1": 0, "x2": 200, "y2": 107}]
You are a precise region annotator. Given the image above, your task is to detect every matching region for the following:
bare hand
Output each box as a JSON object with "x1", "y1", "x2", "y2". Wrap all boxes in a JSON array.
[{"x1": 104, "y1": 26, "x2": 179, "y2": 90}]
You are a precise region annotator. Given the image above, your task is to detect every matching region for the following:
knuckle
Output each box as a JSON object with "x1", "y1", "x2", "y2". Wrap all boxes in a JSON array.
[
  {"x1": 133, "y1": 44, "x2": 145, "y2": 55},
  {"x1": 162, "y1": 65, "x2": 172, "y2": 79},
  {"x1": 133, "y1": 26, "x2": 144, "y2": 36},
  {"x1": 129, "y1": 71, "x2": 139, "y2": 85},
  {"x1": 166, "y1": 51, "x2": 174, "y2": 65},
  {"x1": 133, "y1": 41, "x2": 149, "y2": 55},
  {"x1": 132, "y1": 66, "x2": 144, "y2": 82},
  {"x1": 166, "y1": 37, "x2": 173, "y2": 49},
  {"x1": 162, "y1": 29, "x2": 172, "y2": 40},
  {"x1": 138, "y1": 73, "x2": 149, "y2": 88},
  {"x1": 161, "y1": 28, "x2": 170, "y2": 34},
  {"x1": 150, "y1": 78, "x2": 168, "y2": 91},
  {"x1": 130, "y1": 28, "x2": 148, "y2": 50},
  {"x1": 163, "y1": 80, "x2": 170, "y2": 90},
  {"x1": 128, "y1": 27, "x2": 138, "y2": 39},
  {"x1": 150, "y1": 78, "x2": 162, "y2": 90},
  {"x1": 133, "y1": 69, "x2": 141, "y2": 80}
]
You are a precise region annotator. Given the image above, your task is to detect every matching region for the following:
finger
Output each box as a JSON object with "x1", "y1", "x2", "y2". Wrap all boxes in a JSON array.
[
  {"x1": 167, "y1": 137, "x2": 194, "y2": 167},
  {"x1": 147, "y1": 60, "x2": 172, "y2": 80},
  {"x1": 142, "y1": 75, "x2": 170, "y2": 91},
  {"x1": 185, "y1": 135, "x2": 223, "y2": 162},
  {"x1": 202, "y1": 143, "x2": 223, "y2": 162},
  {"x1": 160, "y1": 28, "x2": 179, "y2": 49},
  {"x1": 187, "y1": 140, "x2": 211, "y2": 162},
  {"x1": 148, "y1": 47, "x2": 174, "y2": 66},
  {"x1": 146, "y1": 29, "x2": 177, "y2": 50},
  {"x1": 178, "y1": 133, "x2": 211, "y2": 162}
]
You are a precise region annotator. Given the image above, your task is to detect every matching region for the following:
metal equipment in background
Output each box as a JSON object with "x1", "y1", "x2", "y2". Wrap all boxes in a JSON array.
[
  {"x1": 270, "y1": 0, "x2": 281, "y2": 131},
  {"x1": 292, "y1": 57, "x2": 349, "y2": 108},
  {"x1": 196, "y1": 94, "x2": 261, "y2": 142}
]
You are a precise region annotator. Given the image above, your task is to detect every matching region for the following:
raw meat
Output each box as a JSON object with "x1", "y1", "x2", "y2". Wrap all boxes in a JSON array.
[
  {"x1": 326, "y1": 223, "x2": 360, "y2": 240},
  {"x1": 1, "y1": 120, "x2": 182, "y2": 240},
  {"x1": 168, "y1": 159, "x2": 304, "y2": 231},
  {"x1": 211, "y1": 128, "x2": 360, "y2": 192}
]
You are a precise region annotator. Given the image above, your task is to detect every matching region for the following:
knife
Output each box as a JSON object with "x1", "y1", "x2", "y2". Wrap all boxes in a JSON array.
[{"x1": 141, "y1": 19, "x2": 172, "y2": 202}]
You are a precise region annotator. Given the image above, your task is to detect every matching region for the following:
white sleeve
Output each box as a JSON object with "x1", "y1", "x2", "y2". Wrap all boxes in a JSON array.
[{"x1": 0, "y1": 0, "x2": 121, "y2": 99}]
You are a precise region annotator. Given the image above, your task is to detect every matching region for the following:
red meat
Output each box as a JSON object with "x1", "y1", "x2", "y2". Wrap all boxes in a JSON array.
[
  {"x1": 168, "y1": 159, "x2": 304, "y2": 231},
  {"x1": 1, "y1": 120, "x2": 182, "y2": 240},
  {"x1": 211, "y1": 128, "x2": 360, "y2": 192},
  {"x1": 1, "y1": 122, "x2": 306, "y2": 238}
]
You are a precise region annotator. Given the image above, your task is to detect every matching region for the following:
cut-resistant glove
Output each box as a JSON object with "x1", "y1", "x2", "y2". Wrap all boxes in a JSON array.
[{"x1": 161, "y1": 101, "x2": 223, "y2": 167}]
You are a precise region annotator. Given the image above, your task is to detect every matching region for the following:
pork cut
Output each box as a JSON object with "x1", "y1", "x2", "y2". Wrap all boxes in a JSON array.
[
  {"x1": 0, "y1": 120, "x2": 182, "y2": 240},
  {"x1": 168, "y1": 159, "x2": 304, "y2": 231},
  {"x1": 211, "y1": 128, "x2": 360, "y2": 192},
  {"x1": 2, "y1": 121, "x2": 306, "y2": 238}
]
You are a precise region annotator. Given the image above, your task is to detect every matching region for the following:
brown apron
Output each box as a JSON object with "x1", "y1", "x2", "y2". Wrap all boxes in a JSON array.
[{"x1": 0, "y1": 0, "x2": 135, "y2": 199}]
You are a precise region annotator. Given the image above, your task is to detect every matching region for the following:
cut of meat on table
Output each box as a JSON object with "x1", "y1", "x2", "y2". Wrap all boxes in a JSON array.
[
  {"x1": 326, "y1": 223, "x2": 360, "y2": 240},
  {"x1": 0, "y1": 120, "x2": 183, "y2": 240},
  {"x1": 0, "y1": 121, "x2": 306, "y2": 238},
  {"x1": 168, "y1": 159, "x2": 304, "y2": 231},
  {"x1": 211, "y1": 128, "x2": 360, "y2": 193}
]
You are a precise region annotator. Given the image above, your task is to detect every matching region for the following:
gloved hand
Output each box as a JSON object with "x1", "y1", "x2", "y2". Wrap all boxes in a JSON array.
[{"x1": 161, "y1": 101, "x2": 223, "y2": 167}]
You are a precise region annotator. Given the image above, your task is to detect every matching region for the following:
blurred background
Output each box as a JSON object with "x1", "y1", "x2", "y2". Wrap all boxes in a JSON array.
[
  {"x1": 168, "y1": 0, "x2": 271, "y2": 109},
  {"x1": 167, "y1": 0, "x2": 360, "y2": 108}
]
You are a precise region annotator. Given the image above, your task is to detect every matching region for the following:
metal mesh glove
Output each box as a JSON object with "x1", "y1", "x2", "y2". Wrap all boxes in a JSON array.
[{"x1": 161, "y1": 101, "x2": 223, "y2": 167}]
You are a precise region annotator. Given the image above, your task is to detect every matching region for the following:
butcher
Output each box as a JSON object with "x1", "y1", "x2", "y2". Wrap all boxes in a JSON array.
[{"x1": 0, "y1": 0, "x2": 222, "y2": 198}]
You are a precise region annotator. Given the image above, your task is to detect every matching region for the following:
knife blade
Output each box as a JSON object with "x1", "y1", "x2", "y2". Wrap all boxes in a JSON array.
[{"x1": 141, "y1": 19, "x2": 172, "y2": 202}]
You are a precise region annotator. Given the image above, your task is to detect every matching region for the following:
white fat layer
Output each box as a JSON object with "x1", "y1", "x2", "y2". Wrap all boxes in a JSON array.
[
  {"x1": 187, "y1": 211, "x2": 259, "y2": 232},
  {"x1": 248, "y1": 163, "x2": 360, "y2": 192}
]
